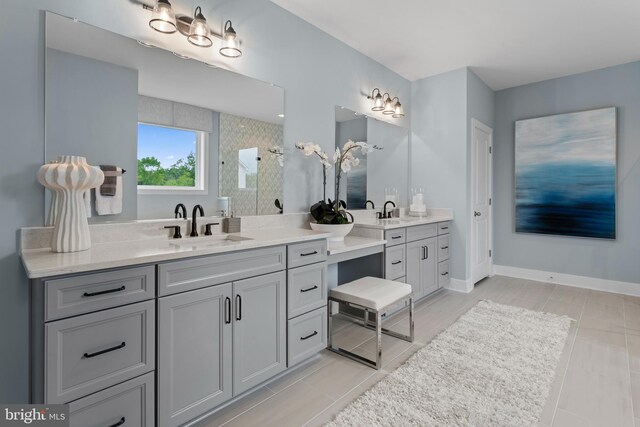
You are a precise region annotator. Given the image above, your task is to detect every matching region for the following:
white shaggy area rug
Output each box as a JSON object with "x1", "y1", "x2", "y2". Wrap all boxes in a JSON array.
[{"x1": 326, "y1": 300, "x2": 573, "y2": 427}]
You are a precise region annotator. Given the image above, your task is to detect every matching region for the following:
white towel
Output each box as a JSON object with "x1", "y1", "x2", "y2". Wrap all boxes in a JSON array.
[
  {"x1": 83, "y1": 190, "x2": 92, "y2": 218},
  {"x1": 95, "y1": 169, "x2": 123, "y2": 215}
]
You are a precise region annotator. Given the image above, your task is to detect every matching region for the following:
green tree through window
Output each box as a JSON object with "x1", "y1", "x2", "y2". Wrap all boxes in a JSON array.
[{"x1": 138, "y1": 152, "x2": 196, "y2": 187}]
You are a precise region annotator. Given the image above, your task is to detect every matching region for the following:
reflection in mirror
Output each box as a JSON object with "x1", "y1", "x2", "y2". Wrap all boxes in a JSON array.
[
  {"x1": 334, "y1": 106, "x2": 409, "y2": 210},
  {"x1": 45, "y1": 12, "x2": 284, "y2": 222}
]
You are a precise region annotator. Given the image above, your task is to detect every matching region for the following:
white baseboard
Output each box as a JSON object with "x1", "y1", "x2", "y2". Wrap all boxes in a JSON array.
[
  {"x1": 493, "y1": 264, "x2": 640, "y2": 297},
  {"x1": 446, "y1": 278, "x2": 474, "y2": 293}
]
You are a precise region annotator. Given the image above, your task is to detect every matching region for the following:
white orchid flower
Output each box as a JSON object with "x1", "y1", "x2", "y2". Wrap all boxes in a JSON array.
[{"x1": 333, "y1": 147, "x2": 341, "y2": 164}]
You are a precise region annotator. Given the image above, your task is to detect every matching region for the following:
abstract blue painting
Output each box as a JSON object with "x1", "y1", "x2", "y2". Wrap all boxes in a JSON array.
[{"x1": 515, "y1": 107, "x2": 616, "y2": 239}]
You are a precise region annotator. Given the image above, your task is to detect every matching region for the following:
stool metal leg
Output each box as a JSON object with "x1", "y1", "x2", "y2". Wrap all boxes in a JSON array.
[
  {"x1": 409, "y1": 297, "x2": 414, "y2": 342},
  {"x1": 375, "y1": 310, "x2": 382, "y2": 369},
  {"x1": 327, "y1": 299, "x2": 333, "y2": 348}
]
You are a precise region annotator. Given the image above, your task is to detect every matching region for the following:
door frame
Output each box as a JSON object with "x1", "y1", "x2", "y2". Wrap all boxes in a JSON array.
[{"x1": 470, "y1": 118, "x2": 493, "y2": 284}]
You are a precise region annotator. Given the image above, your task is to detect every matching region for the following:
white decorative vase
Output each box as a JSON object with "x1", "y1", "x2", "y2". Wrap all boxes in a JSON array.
[
  {"x1": 309, "y1": 222, "x2": 354, "y2": 242},
  {"x1": 37, "y1": 156, "x2": 104, "y2": 253}
]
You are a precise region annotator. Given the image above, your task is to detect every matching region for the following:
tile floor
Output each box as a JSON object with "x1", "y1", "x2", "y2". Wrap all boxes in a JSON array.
[{"x1": 195, "y1": 275, "x2": 640, "y2": 427}]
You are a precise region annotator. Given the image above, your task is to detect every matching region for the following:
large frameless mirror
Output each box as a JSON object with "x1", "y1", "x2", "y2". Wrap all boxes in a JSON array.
[{"x1": 45, "y1": 12, "x2": 284, "y2": 222}]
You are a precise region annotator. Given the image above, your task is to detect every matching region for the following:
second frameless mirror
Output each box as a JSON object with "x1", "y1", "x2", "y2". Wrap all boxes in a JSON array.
[{"x1": 334, "y1": 106, "x2": 409, "y2": 210}]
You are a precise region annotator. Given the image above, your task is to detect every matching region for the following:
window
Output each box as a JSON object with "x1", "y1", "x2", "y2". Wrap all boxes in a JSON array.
[{"x1": 137, "y1": 123, "x2": 208, "y2": 194}]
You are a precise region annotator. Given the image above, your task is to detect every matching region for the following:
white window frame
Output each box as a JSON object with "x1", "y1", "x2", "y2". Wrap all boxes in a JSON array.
[{"x1": 137, "y1": 122, "x2": 209, "y2": 195}]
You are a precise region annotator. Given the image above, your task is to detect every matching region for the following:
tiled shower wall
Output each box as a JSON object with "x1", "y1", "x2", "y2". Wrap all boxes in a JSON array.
[{"x1": 219, "y1": 113, "x2": 284, "y2": 216}]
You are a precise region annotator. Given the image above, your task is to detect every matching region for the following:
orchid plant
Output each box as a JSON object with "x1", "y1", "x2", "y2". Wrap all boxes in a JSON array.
[
  {"x1": 296, "y1": 140, "x2": 381, "y2": 224},
  {"x1": 266, "y1": 145, "x2": 284, "y2": 167}
]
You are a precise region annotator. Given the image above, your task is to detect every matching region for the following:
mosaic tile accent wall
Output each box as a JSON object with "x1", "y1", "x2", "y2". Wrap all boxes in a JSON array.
[{"x1": 219, "y1": 113, "x2": 284, "y2": 216}]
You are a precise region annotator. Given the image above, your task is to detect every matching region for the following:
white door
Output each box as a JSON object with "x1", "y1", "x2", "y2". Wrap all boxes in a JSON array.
[{"x1": 471, "y1": 119, "x2": 493, "y2": 284}]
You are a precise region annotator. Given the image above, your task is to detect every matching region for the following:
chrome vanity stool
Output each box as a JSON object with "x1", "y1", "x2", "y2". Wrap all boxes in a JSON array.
[{"x1": 327, "y1": 277, "x2": 414, "y2": 369}]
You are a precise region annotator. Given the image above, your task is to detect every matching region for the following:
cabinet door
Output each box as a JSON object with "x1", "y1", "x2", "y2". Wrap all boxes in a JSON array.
[
  {"x1": 406, "y1": 239, "x2": 424, "y2": 300},
  {"x1": 233, "y1": 271, "x2": 287, "y2": 395},
  {"x1": 158, "y1": 284, "x2": 233, "y2": 427},
  {"x1": 421, "y1": 237, "x2": 438, "y2": 296}
]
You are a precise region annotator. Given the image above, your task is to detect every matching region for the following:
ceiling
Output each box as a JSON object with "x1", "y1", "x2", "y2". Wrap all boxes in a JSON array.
[{"x1": 271, "y1": 0, "x2": 640, "y2": 90}]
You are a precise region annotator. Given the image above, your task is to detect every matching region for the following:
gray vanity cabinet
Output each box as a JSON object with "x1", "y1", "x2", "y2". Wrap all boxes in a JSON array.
[
  {"x1": 233, "y1": 271, "x2": 287, "y2": 395},
  {"x1": 406, "y1": 237, "x2": 437, "y2": 300},
  {"x1": 157, "y1": 284, "x2": 233, "y2": 427},
  {"x1": 157, "y1": 269, "x2": 286, "y2": 426}
]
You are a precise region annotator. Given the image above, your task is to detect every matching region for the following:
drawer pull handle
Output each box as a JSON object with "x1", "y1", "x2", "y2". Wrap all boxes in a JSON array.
[
  {"x1": 82, "y1": 285, "x2": 125, "y2": 297},
  {"x1": 235, "y1": 294, "x2": 242, "y2": 321},
  {"x1": 109, "y1": 417, "x2": 126, "y2": 427},
  {"x1": 441, "y1": 272, "x2": 449, "y2": 276},
  {"x1": 441, "y1": 226, "x2": 449, "y2": 230},
  {"x1": 300, "y1": 251, "x2": 318, "y2": 257},
  {"x1": 391, "y1": 235, "x2": 402, "y2": 239},
  {"x1": 300, "y1": 331, "x2": 318, "y2": 340},
  {"x1": 83, "y1": 342, "x2": 126, "y2": 359},
  {"x1": 225, "y1": 297, "x2": 231, "y2": 324},
  {"x1": 300, "y1": 285, "x2": 318, "y2": 293},
  {"x1": 441, "y1": 246, "x2": 449, "y2": 250},
  {"x1": 391, "y1": 260, "x2": 402, "y2": 265}
]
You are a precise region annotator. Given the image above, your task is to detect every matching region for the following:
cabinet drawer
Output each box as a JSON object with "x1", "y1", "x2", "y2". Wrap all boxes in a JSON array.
[
  {"x1": 68, "y1": 373, "x2": 154, "y2": 427},
  {"x1": 44, "y1": 266, "x2": 155, "y2": 321},
  {"x1": 158, "y1": 246, "x2": 286, "y2": 296},
  {"x1": 288, "y1": 307, "x2": 327, "y2": 367},
  {"x1": 406, "y1": 224, "x2": 437, "y2": 242},
  {"x1": 385, "y1": 245, "x2": 406, "y2": 280},
  {"x1": 287, "y1": 240, "x2": 327, "y2": 269},
  {"x1": 384, "y1": 228, "x2": 406, "y2": 247},
  {"x1": 288, "y1": 262, "x2": 327, "y2": 319},
  {"x1": 438, "y1": 260, "x2": 450, "y2": 288},
  {"x1": 438, "y1": 221, "x2": 451, "y2": 235},
  {"x1": 437, "y1": 234, "x2": 450, "y2": 262},
  {"x1": 45, "y1": 300, "x2": 155, "y2": 403}
]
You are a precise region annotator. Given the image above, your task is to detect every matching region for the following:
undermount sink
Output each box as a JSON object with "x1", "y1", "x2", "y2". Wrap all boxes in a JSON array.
[{"x1": 170, "y1": 234, "x2": 253, "y2": 247}]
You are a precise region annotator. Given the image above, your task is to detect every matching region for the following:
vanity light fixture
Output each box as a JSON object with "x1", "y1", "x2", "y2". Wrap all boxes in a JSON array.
[
  {"x1": 367, "y1": 88, "x2": 404, "y2": 119},
  {"x1": 219, "y1": 20, "x2": 242, "y2": 58},
  {"x1": 148, "y1": 0, "x2": 177, "y2": 34},
  {"x1": 143, "y1": 3, "x2": 243, "y2": 58}
]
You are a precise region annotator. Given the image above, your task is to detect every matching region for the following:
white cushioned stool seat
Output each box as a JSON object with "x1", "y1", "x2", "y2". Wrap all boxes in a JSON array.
[
  {"x1": 327, "y1": 276, "x2": 414, "y2": 369},
  {"x1": 329, "y1": 277, "x2": 411, "y2": 310}
]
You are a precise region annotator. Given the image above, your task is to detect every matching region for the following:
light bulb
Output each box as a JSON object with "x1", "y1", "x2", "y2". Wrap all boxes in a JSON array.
[{"x1": 149, "y1": 0, "x2": 177, "y2": 34}]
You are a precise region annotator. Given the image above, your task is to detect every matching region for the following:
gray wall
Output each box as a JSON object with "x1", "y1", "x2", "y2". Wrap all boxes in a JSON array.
[
  {"x1": 494, "y1": 61, "x2": 640, "y2": 283},
  {"x1": 0, "y1": 0, "x2": 410, "y2": 402},
  {"x1": 411, "y1": 67, "x2": 495, "y2": 282},
  {"x1": 411, "y1": 68, "x2": 468, "y2": 281},
  {"x1": 46, "y1": 48, "x2": 138, "y2": 221}
]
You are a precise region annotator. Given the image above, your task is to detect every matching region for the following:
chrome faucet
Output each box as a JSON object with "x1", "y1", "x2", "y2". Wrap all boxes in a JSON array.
[
  {"x1": 174, "y1": 203, "x2": 187, "y2": 219},
  {"x1": 191, "y1": 205, "x2": 205, "y2": 237},
  {"x1": 380, "y1": 201, "x2": 396, "y2": 219},
  {"x1": 364, "y1": 200, "x2": 375, "y2": 209}
]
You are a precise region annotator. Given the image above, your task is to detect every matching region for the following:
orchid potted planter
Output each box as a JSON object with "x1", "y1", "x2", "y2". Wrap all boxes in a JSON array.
[{"x1": 296, "y1": 140, "x2": 381, "y2": 242}]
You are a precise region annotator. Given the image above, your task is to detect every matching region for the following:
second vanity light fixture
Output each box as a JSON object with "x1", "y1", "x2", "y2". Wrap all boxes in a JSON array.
[
  {"x1": 144, "y1": 0, "x2": 242, "y2": 58},
  {"x1": 368, "y1": 88, "x2": 405, "y2": 118}
]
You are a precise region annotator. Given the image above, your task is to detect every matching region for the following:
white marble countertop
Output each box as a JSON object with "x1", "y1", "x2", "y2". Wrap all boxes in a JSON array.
[
  {"x1": 353, "y1": 214, "x2": 453, "y2": 230},
  {"x1": 327, "y1": 236, "x2": 387, "y2": 255},
  {"x1": 21, "y1": 228, "x2": 331, "y2": 279}
]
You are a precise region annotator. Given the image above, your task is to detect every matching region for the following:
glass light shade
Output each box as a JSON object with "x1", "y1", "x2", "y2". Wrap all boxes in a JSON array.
[
  {"x1": 149, "y1": 0, "x2": 177, "y2": 34},
  {"x1": 371, "y1": 92, "x2": 384, "y2": 111},
  {"x1": 392, "y1": 101, "x2": 405, "y2": 118},
  {"x1": 220, "y1": 21, "x2": 242, "y2": 58},
  {"x1": 187, "y1": 8, "x2": 212, "y2": 47},
  {"x1": 383, "y1": 97, "x2": 395, "y2": 115}
]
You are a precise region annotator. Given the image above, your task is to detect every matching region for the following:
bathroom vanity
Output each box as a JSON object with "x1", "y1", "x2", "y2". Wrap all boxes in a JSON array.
[{"x1": 23, "y1": 225, "x2": 330, "y2": 427}]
